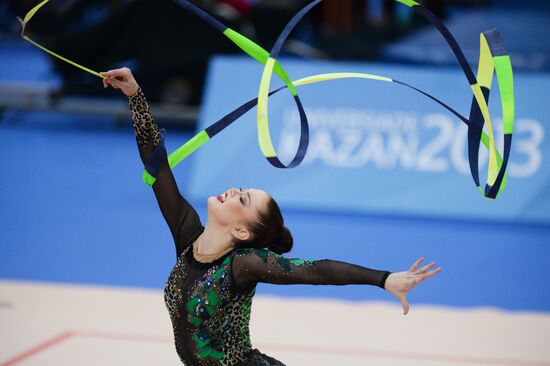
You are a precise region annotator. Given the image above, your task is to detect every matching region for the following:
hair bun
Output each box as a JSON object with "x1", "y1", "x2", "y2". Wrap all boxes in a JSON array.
[
  {"x1": 269, "y1": 226, "x2": 293, "y2": 255},
  {"x1": 232, "y1": 195, "x2": 294, "y2": 255}
]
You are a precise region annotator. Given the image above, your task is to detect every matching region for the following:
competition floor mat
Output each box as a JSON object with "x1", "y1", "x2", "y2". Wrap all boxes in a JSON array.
[{"x1": 1, "y1": 281, "x2": 549, "y2": 366}]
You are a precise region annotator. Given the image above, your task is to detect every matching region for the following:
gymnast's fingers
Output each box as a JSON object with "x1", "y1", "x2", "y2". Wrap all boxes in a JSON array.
[
  {"x1": 106, "y1": 78, "x2": 120, "y2": 89},
  {"x1": 422, "y1": 267, "x2": 442, "y2": 280},
  {"x1": 416, "y1": 262, "x2": 436, "y2": 275},
  {"x1": 107, "y1": 77, "x2": 123, "y2": 86},
  {"x1": 400, "y1": 295, "x2": 410, "y2": 315},
  {"x1": 101, "y1": 68, "x2": 129, "y2": 79},
  {"x1": 100, "y1": 70, "x2": 115, "y2": 78},
  {"x1": 409, "y1": 257, "x2": 424, "y2": 272}
]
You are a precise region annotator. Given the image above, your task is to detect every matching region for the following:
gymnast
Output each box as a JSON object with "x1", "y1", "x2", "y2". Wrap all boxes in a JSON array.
[{"x1": 102, "y1": 67, "x2": 442, "y2": 366}]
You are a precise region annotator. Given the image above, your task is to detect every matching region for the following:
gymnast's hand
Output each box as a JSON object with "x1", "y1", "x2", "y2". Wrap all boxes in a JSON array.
[
  {"x1": 384, "y1": 257, "x2": 442, "y2": 315},
  {"x1": 100, "y1": 67, "x2": 140, "y2": 97}
]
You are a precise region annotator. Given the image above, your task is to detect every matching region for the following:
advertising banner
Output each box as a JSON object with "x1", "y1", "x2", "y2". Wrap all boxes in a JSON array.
[{"x1": 187, "y1": 56, "x2": 549, "y2": 224}]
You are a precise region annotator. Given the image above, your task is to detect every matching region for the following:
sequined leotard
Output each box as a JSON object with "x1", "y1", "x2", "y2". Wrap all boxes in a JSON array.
[{"x1": 128, "y1": 89, "x2": 391, "y2": 366}]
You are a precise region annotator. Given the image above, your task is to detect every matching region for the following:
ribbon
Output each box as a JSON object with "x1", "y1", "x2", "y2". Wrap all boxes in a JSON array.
[
  {"x1": 146, "y1": 0, "x2": 514, "y2": 199},
  {"x1": 19, "y1": 0, "x2": 514, "y2": 198}
]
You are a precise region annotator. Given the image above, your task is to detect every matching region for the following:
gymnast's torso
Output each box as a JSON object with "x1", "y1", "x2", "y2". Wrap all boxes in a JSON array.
[
  {"x1": 160, "y1": 183, "x2": 287, "y2": 366},
  {"x1": 164, "y1": 232, "x2": 257, "y2": 365}
]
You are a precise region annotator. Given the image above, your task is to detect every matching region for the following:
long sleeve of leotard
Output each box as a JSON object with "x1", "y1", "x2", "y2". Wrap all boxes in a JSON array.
[
  {"x1": 128, "y1": 88, "x2": 202, "y2": 257},
  {"x1": 231, "y1": 249, "x2": 391, "y2": 291}
]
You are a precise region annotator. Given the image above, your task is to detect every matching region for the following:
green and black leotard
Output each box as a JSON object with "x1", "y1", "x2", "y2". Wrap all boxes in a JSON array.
[{"x1": 128, "y1": 89, "x2": 391, "y2": 366}]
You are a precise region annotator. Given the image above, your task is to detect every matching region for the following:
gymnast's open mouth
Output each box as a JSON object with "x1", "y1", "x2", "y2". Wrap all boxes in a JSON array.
[{"x1": 217, "y1": 192, "x2": 228, "y2": 203}]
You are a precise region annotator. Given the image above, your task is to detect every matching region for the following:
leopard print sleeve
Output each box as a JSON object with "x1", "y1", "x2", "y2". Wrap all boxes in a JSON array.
[
  {"x1": 126, "y1": 87, "x2": 202, "y2": 256},
  {"x1": 128, "y1": 87, "x2": 161, "y2": 147}
]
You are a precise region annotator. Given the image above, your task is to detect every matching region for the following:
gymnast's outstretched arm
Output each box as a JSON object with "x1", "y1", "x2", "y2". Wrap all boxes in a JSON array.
[
  {"x1": 232, "y1": 250, "x2": 441, "y2": 314},
  {"x1": 232, "y1": 249, "x2": 391, "y2": 288},
  {"x1": 101, "y1": 68, "x2": 203, "y2": 257}
]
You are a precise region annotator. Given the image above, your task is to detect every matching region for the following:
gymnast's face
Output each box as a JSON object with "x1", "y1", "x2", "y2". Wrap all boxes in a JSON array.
[{"x1": 207, "y1": 187, "x2": 270, "y2": 240}]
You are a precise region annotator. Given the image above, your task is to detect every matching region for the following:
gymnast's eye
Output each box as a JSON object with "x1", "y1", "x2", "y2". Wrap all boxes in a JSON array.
[{"x1": 240, "y1": 197, "x2": 244, "y2": 205}]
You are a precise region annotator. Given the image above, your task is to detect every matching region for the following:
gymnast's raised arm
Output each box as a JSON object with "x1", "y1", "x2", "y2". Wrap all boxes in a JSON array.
[{"x1": 101, "y1": 68, "x2": 202, "y2": 257}]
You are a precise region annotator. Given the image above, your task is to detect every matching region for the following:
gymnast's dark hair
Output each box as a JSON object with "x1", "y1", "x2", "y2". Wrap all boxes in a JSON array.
[{"x1": 233, "y1": 196, "x2": 293, "y2": 255}]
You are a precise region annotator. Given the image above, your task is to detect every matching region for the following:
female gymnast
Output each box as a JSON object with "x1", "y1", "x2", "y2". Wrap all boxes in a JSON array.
[{"x1": 102, "y1": 67, "x2": 442, "y2": 366}]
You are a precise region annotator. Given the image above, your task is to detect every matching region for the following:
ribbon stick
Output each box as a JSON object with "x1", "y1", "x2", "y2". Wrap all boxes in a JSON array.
[{"x1": 18, "y1": 0, "x2": 105, "y2": 79}]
